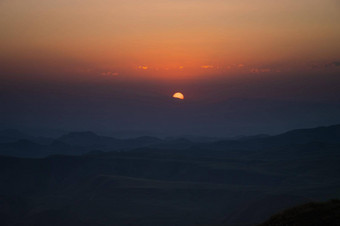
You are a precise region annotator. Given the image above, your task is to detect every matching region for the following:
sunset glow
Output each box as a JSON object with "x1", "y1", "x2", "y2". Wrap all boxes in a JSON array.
[
  {"x1": 1, "y1": 0, "x2": 340, "y2": 135},
  {"x1": 1, "y1": 0, "x2": 339, "y2": 81}
]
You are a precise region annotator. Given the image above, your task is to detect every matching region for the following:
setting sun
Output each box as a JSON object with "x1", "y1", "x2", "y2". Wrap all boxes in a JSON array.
[
  {"x1": 172, "y1": 92, "x2": 184, "y2": 100},
  {"x1": 1, "y1": 1, "x2": 340, "y2": 225}
]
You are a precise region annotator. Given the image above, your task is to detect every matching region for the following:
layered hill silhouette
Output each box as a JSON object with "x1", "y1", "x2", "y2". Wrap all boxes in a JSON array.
[
  {"x1": 0, "y1": 125, "x2": 339, "y2": 225},
  {"x1": 0, "y1": 124, "x2": 340, "y2": 158}
]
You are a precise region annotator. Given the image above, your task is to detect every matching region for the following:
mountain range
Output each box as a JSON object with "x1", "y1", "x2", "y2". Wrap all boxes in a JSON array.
[{"x1": 0, "y1": 125, "x2": 339, "y2": 225}]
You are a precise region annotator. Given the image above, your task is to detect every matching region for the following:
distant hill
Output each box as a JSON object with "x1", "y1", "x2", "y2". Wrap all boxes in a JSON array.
[
  {"x1": 0, "y1": 139, "x2": 90, "y2": 158},
  {"x1": 58, "y1": 131, "x2": 122, "y2": 147},
  {"x1": 1, "y1": 124, "x2": 340, "y2": 158},
  {"x1": 207, "y1": 124, "x2": 340, "y2": 151},
  {"x1": 0, "y1": 122, "x2": 339, "y2": 226},
  {"x1": 0, "y1": 140, "x2": 45, "y2": 158},
  {"x1": 0, "y1": 129, "x2": 53, "y2": 144},
  {"x1": 263, "y1": 124, "x2": 340, "y2": 145},
  {"x1": 259, "y1": 199, "x2": 340, "y2": 226},
  {"x1": 57, "y1": 131, "x2": 162, "y2": 151},
  {"x1": 0, "y1": 130, "x2": 164, "y2": 157},
  {"x1": 0, "y1": 129, "x2": 31, "y2": 143}
]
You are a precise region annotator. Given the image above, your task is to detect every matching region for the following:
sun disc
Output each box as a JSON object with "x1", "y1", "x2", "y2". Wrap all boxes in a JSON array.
[{"x1": 172, "y1": 92, "x2": 184, "y2": 100}]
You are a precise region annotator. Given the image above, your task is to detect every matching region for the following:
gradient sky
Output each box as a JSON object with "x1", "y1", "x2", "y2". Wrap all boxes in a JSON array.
[{"x1": 1, "y1": 0, "x2": 340, "y2": 136}]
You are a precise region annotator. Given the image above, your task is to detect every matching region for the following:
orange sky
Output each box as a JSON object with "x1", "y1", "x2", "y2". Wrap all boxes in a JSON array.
[{"x1": 1, "y1": 0, "x2": 340, "y2": 80}]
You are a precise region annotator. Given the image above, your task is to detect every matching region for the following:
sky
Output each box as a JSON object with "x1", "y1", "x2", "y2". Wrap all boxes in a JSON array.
[{"x1": 1, "y1": 0, "x2": 340, "y2": 137}]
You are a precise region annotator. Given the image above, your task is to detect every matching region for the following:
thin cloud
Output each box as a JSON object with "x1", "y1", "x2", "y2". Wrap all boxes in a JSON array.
[
  {"x1": 310, "y1": 61, "x2": 340, "y2": 69},
  {"x1": 201, "y1": 65, "x2": 214, "y2": 69},
  {"x1": 101, "y1": 72, "x2": 119, "y2": 76},
  {"x1": 329, "y1": 61, "x2": 340, "y2": 67},
  {"x1": 250, "y1": 68, "x2": 271, "y2": 73}
]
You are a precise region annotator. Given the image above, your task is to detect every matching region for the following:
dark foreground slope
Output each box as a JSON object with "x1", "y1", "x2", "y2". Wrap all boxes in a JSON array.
[
  {"x1": 0, "y1": 154, "x2": 278, "y2": 226},
  {"x1": 0, "y1": 125, "x2": 339, "y2": 225},
  {"x1": 259, "y1": 199, "x2": 340, "y2": 226}
]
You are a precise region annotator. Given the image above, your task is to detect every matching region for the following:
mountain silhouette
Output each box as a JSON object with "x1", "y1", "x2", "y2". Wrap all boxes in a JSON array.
[{"x1": 0, "y1": 124, "x2": 339, "y2": 225}]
